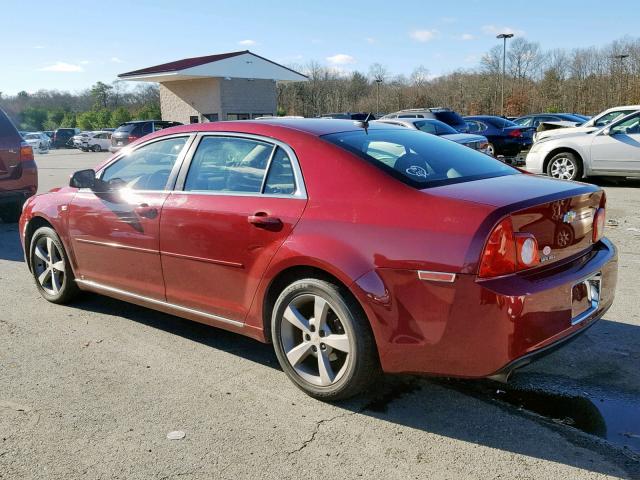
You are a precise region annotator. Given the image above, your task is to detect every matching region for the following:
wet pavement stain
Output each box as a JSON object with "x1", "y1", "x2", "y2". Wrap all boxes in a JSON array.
[
  {"x1": 365, "y1": 378, "x2": 422, "y2": 413},
  {"x1": 440, "y1": 379, "x2": 640, "y2": 454}
]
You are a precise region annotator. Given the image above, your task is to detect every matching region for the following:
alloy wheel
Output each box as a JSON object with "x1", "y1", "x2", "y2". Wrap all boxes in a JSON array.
[
  {"x1": 279, "y1": 293, "x2": 352, "y2": 387},
  {"x1": 550, "y1": 157, "x2": 576, "y2": 180},
  {"x1": 33, "y1": 236, "x2": 66, "y2": 296}
]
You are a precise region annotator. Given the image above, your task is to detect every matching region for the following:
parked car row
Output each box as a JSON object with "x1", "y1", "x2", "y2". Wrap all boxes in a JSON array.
[{"x1": 526, "y1": 107, "x2": 640, "y2": 181}]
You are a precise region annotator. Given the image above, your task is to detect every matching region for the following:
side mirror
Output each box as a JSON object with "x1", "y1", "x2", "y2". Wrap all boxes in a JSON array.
[{"x1": 70, "y1": 169, "x2": 96, "y2": 189}]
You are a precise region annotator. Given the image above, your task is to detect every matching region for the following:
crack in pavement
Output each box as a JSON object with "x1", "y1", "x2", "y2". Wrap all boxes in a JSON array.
[{"x1": 287, "y1": 411, "x2": 358, "y2": 455}]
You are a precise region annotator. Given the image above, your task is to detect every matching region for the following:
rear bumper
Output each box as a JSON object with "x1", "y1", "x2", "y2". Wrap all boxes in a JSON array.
[{"x1": 354, "y1": 238, "x2": 617, "y2": 377}]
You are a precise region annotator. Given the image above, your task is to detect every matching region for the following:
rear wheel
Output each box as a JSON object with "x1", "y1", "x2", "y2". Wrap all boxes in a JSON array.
[
  {"x1": 30, "y1": 226, "x2": 79, "y2": 304},
  {"x1": 92, "y1": 144, "x2": 102, "y2": 152},
  {"x1": 271, "y1": 278, "x2": 379, "y2": 400},
  {"x1": 547, "y1": 152, "x2": 582, "y2": 181},
  {"x1": 486, "y1": 143, "x2": 496, "y2": 157}
]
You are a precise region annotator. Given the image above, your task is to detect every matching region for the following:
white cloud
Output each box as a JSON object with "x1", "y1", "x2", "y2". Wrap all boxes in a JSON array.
[
  {"x1": 410, "y1": 29, "x2": 437, "y2": 42},
  {"x1": 481, "y1": 25, "x2": 525, "y2": 36},
  {"x1": 238, "y1": 39, "x2": 257, "y2": 46},
  {"x1": 326, "y1": 53, "x2": 355, "y2": 65},
  {"x1": 110, "y1": 57, "x2": 124, "y2": 63},
  {"x1": 365, "y1": 37, "x2": 375, "y2": 44},
  {"x1": 38, "y1": 62, "x2": 84, "y2": 72},
  {"x1": 461, "y1": 33, "x2": 474, "y2": 41}
]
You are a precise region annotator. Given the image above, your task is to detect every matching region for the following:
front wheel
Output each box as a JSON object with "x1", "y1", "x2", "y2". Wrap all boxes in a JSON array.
[
  {"x1": 30, "y1": 226, "x2": 79, "y2": 304},
  {"x1": 271, "y1": 278, "x2": 379, "y2": 400},
  {"x1": 547, "y1": 152, "x2": 582, "y2": 181},
  {"x1": 92, "y1": 144, "x2": 102, "y2": 152},
  {"x1": 486, "y1": 143, "x2": 496, "y2": 157}
]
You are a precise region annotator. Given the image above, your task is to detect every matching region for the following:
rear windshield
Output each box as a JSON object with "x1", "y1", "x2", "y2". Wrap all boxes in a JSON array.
[
  {"x1": 322, "y1": 129, "x2": 518, "y2": 188},
  {"x1": 432, "y1": 110, "x2": 465, "y2": 126},
  {"x1": 115, "y1": 123, "x2": 137, "y2": 133},
  {"x1": 485, "y1": 117, "x2": 517, "y2": 128}
]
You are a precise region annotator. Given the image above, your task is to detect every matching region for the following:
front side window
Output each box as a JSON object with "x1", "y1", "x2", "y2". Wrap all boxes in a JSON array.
[
  {"x1": 323, "y1": 129, "x2": 518, "y2": 189},
  {"x1": 101, "y1": 137, "x2": 188, "y2": 191},
  {"x1": 513, "y1": 117, "x2": 532, "y2": 127},
  {"x1": 610, "y1": 113, "x2": 640, "y2": 135},
  {"x1": 184, "y1": 136, "x2": 273, "y2": 193},
  {"x1": 594, "y1": 110, "x2": 632, "y2": 127},
  {"x1": 414, "y1": 121, "x2": 437, "y2": 134}
]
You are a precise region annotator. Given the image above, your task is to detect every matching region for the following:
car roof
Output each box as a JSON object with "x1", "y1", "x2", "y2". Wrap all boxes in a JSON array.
[{"x1": 156, "y1": 118, "x2": 400, "y2": 137}]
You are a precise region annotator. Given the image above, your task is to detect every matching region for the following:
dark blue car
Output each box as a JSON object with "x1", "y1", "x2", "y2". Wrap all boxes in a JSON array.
[{"x1": 464, "y1": 116, "x2": 534, "y2": 158}]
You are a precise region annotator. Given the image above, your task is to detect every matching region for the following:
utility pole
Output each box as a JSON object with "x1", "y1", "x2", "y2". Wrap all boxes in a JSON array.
[
  {"x1": 496, "y1": 33, "x2": 514, "y2": 117},
  {"x1": 375, "y1": 78, "x2": 382, "y2": 115},
  {"x1": 613, "y1": 54, "x2": 629, "y2": 104}
]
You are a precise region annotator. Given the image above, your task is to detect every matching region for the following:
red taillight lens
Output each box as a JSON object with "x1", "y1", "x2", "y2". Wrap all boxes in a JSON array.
[
  {"x1": 20, "y1": 143, "x2": 34, "y2": 161},
  {"x1": 128, "y1": 135, "x2": 138, "y2": 142},
  {"x1": 509, "y1": 129, "x2": 522, "y2": 137},
  {"x1": 479, "y1": 218, "x2": 540, "y2": 278},
  {"x1": 479, "y1": 217, "x2": 517, "y2": 278},
  {"x1": 593, "y1": 208, "x2": 605, "y2": 243}
]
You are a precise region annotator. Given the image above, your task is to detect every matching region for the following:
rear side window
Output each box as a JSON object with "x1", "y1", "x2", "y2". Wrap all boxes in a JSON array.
[
  {"x1": 323, "y1": 129, "x2": 518, "y2": 189},
  {"x1": 486, "y1": 117, "x2": 517, "y2": 129},
  {"x1": 264, "y1": 147, "x2": 296, "y2": 195},
  {"x1": 184, "y1": 136, "x2": 273, "y2": 193}
]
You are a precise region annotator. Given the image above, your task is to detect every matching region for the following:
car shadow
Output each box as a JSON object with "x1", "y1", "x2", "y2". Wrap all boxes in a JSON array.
[
  {"x1": 71, "y1": 292, "x2": 640, "y2": 477},
  {"x1": 0, "y1": 221, "x2": 24, "y2": 262}
]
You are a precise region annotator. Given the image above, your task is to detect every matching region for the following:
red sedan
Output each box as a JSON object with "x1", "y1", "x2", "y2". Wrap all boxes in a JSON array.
[{"x1": 19, "y1": 119, "x2": 617, "y2": 400}]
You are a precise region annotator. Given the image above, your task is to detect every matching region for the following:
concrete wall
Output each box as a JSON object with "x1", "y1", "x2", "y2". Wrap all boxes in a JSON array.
[
  {"x1": 220, "y1": 78, "x2": 277, "y2": 119},
  {"x1": 159, "y1": 78, "x2": 221, "y2": 124},
  {"x1": 159, "y1": 77, "x2": 277, "y2": 124}
]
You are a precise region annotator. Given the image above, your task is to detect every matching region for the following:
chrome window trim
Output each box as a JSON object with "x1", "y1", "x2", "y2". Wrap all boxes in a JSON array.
[
  {"x1": 175, "y1": 131, "x2": 307, "y2": 199},
  {"x1": 96, "y1": 132, "x2": 197, "y2": 180}
]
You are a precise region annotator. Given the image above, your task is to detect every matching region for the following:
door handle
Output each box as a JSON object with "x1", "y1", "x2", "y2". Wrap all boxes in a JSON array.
[
  {"x1": 134, "y1": 203, "x2": 158, "y2": 219},
  {"x1": 248, "y1": 212, "x2": 282, "y2": 228}
]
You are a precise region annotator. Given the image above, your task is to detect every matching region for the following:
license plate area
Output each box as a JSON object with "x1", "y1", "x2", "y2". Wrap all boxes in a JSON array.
[{"x1": 571, "y1": 272, "x2": 601, "y2": 325}]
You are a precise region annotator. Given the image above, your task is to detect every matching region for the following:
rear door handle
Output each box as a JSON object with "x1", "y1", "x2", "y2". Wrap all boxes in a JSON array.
[
  {"x1": 134, "y1": 203, "x2": 158, "y2": 219},
  {"x1": 248, "y1": 212, "x2": 282, "y2": 228}
]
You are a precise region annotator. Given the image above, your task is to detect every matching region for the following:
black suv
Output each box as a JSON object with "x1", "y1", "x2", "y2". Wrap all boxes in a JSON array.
[
  {"x1": 110, "y1": 120, "x2": 182, "y2": 152},
  {"x1": 0, "y1": 108, "x2": 38, "y2": 223},
  {"x1": 52, "y1": 128, "x2": 80, "y2": 148}
]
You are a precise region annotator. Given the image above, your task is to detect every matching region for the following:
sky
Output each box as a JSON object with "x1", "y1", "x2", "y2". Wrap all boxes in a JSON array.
[{"x1": 1, "y1": 0, "x2": 638, "y2": 95}]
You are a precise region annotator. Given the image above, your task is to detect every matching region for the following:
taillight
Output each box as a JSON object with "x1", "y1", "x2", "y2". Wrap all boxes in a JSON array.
[
  {"x1": 478, "y1": 217, "x2": 517, "y2": 278},
  {"x1": 478, "y1": 217, "x2": 540, "y2": 278},
  {"x1": 128, "y1": 135, "x2": 138, "y2": 142},
  {"x1": 20, "y1": 143, "x2": 34, "y2": 161},
  {"x1": 508, "y1": 129, "x2": 522, "y2": 137},
  {"x1": 593, "y1": 208, "x2": 605, "y2": 243}
]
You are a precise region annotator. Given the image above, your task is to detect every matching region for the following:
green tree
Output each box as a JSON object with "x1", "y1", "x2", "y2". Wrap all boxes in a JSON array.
[
  {"x1": 95, "y1": 109, "x2": 112, "y2": 129},
  {"x1": 90, "y1": 81, "x2": 113, "y2": 109},
  {"x1": 60, "y1": 112, "x2": 77, "y2": 128},
  {"x1": 77, "y1": 111, "x2": 99, "y2": 130},
  {"x1": 135, "y1": 104, "x2": 161, "y2": 120},
  {"x1": 110, "y1": 107, "x2": 131, "y2": 127},
  {"x1": 20, "y1": 107, "x2": 48, "y2": 130}
]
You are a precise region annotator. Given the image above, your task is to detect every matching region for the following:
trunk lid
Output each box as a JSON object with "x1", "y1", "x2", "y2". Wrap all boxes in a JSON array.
[{"x1": 428, "y1": 173, "x2": 603, "y2": 267}]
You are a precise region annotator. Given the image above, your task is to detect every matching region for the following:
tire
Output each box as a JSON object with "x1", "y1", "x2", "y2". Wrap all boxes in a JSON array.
[
  {"x1": 547, "y1": 152, "x2": 582, "y2": 181},
  {"x1": 29, "y1": 226, "x2": 79, "y2": 304},
  {"x1": 271, "y1": 278, "x2": 379, "y2": 400},
  {"x1": 92, "y1": 144, "x2": 101, "y2": 152},
  {"x1": 0, "y1": 201, "x2": 23, "y2": 223},
  {"x1": 486, "y1": 143, "x2": 496, "y2": 157}
]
